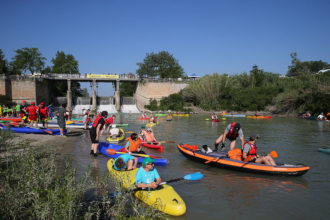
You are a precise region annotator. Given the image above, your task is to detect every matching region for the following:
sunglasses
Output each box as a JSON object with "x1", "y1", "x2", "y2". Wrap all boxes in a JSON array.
[{"x1": 147, "y1": 163, "x2": 154, "y2": 165}]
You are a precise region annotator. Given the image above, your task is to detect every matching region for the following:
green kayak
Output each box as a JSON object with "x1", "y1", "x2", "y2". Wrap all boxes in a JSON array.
[
  {"x1": 116, "y1": 124, "x2": 128, "y2": 127},
  {"x1": 318, "y1": 147, "x2": 330, "y2": 154}
]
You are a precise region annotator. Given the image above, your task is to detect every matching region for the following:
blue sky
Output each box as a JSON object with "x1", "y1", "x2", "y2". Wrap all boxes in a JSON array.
[{"x1": 1, "y1": 0, "x2": 330, "y2": 95}]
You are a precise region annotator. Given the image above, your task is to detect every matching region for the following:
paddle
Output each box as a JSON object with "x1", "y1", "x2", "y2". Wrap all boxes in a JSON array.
[
  {"x1": 106, "y1": 148, "x2": 164, "y2": 159},
  {"x1": 142, "y1": 140, "x2": 175, "y2": 145},
  {"x1": 159, "y1": 172, "x2": 204, "y2": 185},
  {"x1": 40, "y1": 128, "x2": 53, "y2": 135}
]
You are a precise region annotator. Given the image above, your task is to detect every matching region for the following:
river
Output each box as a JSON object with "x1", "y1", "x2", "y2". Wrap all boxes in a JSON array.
[{"x1": 71, "y1": 114, "x2": 330, "y2": 219}]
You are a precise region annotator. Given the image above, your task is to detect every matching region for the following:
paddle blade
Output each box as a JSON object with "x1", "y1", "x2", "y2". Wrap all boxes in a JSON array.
[
  {"x1": 270, "y1": 151, "x2": 278, "y2": 158},
  {"x1": 106, "y1": 148, "x2": 117, "y2": 155},
  {"x1": 183, "y1": 172, "x2": 204, "y2": 181}
]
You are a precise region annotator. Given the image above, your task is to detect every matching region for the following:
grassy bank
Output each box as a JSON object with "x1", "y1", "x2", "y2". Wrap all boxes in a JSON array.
[{"x1": 0, "y1": 130, "x2": 164, "y2": 219}]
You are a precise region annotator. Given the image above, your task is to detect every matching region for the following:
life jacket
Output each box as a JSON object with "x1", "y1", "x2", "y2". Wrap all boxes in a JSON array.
[
  {"x1": 183, "y1": 144, "x2": 198, "y2": 151},
  {"x1": 245, "y1": 141, "x2": 257, "y2": 157},
  {"x1": 126, "y1": 137, "x2": 140, "y2": 152},
  {"x1": 227, "y1": 148, "x2": 242, "y2": 161},
  {"x1": 39, "y1": 106, "x2": 48, "y2": 117},
  {"x1": 92, "y1": 116, "x2": 103, "y2": 128},
  {"x1": 227, "y1": 122, "x2": 239, "y2": 139}
]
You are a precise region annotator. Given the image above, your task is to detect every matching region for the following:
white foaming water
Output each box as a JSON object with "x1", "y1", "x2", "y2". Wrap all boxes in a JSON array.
[
  {"x1": 121, "y1": 105, "x2": 140, "y2": 113},
  {"x1": 72, "y1": 104, "x2": 140, "y2": 114}
]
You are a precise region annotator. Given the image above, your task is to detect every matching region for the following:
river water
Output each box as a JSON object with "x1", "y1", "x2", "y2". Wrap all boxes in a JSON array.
[{"x1": 71, "y1": 114, "x2": 330, "y2": 220}]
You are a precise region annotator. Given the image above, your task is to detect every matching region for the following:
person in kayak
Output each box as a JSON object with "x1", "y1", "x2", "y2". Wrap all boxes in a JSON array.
[
  {"x1": 136, "y1": 157, "x2": 162, "y2": 190},
  {"x1": 143, "y1": 127, "x2": 158, "y2": 144},
  {"x1": 109, "y1": 124, "x2": 123, "y2": 138},
  {"x1": 125, "y1": 133, "x2": 144, "y2": 154},
  {"x1": 214, "y1": 122, "x2": 244, "y2": 151},
  {"x1": 211, "y1": 113, "x2": 218, "y2": 120},
  {"x1": 149, "y1": 115, "x2": 157, "y2": 124},
  {"x1": 138, "y1": 125, "x2": 146, "y2": 140},
  {"x1": 317, "y1": 113, "x2": 326, "y2": 120},
  {"x1": 242, "y1": 134, "x2": 276, "y2": 165},
  {"x1": 114, "y1": 154, "x2": 138, "y2": 171},
  {"x1": 102, "y1": 114, "x2": 116, "y2": 136},
  {"x1": 90, "y1": 110, "x2": 108, "y2": 156}
]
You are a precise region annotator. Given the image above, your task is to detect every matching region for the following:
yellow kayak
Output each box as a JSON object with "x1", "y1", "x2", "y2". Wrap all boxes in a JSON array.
[
  {"x1": 107, "y1": 159, "x2": 186, "y2": 216},
  {"x1": 106, "y1": 129, "x2": 125, "y2": 143},
  {"x1": 146, "y1": 122, "x2": 157, "y2": 127}
]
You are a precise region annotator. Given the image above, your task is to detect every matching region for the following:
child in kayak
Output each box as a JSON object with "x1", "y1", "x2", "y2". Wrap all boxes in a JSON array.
[
  {"x1": 136, "y1": 157, "x2": 162, "y2": 190},
  {"x1": 125, "y1": 133, "x2": 144, "y2": 154},
  {"x1": 114, "y1": 154, "x2": 138, "y2": 171}
]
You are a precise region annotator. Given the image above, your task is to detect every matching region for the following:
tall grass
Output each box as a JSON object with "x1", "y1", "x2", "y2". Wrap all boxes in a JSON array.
[{"x1": 0, "y1": 131, "x2": 165, "y2": 219}]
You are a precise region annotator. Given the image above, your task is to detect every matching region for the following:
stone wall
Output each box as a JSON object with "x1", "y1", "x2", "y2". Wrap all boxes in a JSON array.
[
  {"x1": 135, "y1": 81, "x2": 188, "y2": 110},
  {"x1": 10, "y1": 79, "x2": 37, "y2": 103}
]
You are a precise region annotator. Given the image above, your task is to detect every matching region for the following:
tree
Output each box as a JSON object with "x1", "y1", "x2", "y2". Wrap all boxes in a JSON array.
[
  {"x1": 136, "y1": 51, "x2": 184, "y2": 78},
  {"x1": 51, "y1": 51, "x2": 79, "y2": 74},
  {"x1": 11, "y1": 48, "x2": 46, "y2": 74},
  {"x1": 50, "y1": 51, "x2": 82, "y2": 96},
  {"x1": 0, "y1": 49, "x2": 9, "y2": 74}
]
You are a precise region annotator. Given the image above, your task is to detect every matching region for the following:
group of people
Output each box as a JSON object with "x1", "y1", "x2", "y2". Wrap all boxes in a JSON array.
[
  {"x1": 303, "y1": 112, "x2": 329, "y2": 121},
  {"x1": 213, "y1": 122, "x2": 276, "y2": 165}
]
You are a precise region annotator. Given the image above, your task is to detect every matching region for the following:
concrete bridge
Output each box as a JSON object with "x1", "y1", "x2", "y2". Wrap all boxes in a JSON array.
[{"x1": 0, "y1": 73, "x2": 189, "y2": 112}]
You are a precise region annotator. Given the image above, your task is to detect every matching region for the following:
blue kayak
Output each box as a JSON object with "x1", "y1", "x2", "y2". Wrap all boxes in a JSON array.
[
  {"x1": 0, "y1": 124, "x2": 66, "y2": 135},
  {"x1": 98, "y1": 142, "x2": 169, "y2": 166}
]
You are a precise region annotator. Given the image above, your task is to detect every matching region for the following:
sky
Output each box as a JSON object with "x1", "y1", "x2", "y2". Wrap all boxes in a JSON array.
[{"x1": 1, "y1": 0, "x2": 330, "y2": 95}]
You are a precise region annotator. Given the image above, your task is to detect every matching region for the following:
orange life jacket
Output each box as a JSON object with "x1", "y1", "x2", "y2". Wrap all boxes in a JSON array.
[
  {"x1": 227, "y1": 122, "x2": 239, "y2": 139},
  {"x1": 144, "y1": 130, "x2": 155, "y2": 142},
  {"x1": 92, "y1": 116, "x2": 103, "y2": 128},
  {"x1": 183, "y1": 144, "x2": 198, "y2": 151},
  {"x1": 227, "y1": 148, "x2": 242, "y2": 161},
  {"x1": 126, "y1": 137, "x2": 140, "y2": 152}
]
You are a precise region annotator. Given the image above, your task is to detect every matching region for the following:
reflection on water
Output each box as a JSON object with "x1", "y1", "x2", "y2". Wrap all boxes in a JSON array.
[{"x1": 71, "y1": 114, "x2": 330, "y2": 220}]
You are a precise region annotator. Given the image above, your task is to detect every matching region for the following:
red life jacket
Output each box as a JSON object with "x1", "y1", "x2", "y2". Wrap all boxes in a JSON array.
[
  {"x1": 92, "y1": 116, "x2": 103, "y2": 128},
  {"x1": 227, "y1": 122, "x2": 239, "y2": 139},
  {"x1": 245, "y1": 141, "x2": 257, "y2": 157}
]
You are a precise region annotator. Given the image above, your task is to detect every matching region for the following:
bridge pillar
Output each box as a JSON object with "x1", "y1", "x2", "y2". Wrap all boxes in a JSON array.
[
  {"x1": 92, "y1": 80, "x2": 97, "y2": 113},
  {"x1": 115, "y1": 80, "x2": 120, "y2": 111},
  {"x1": 66, "y1": 79, "x2": 72, "y2": 111}
]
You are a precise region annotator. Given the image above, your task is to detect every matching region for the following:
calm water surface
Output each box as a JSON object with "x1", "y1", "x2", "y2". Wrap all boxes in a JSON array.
[{"x1": 71, "y1": 114, "x2": 330, "y2": 220}]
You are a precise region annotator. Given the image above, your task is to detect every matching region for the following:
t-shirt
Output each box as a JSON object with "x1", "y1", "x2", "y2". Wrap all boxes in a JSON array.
[
  {"x1": 242, "y1": 143, "x2": 253, "y2": 154},
  {"x1": 26, "y1": 105, "x2": 38, "y2": 115},
  {"x1": 225, "y1": 123, "x2": 244, "y2": 138},
  {"x1": 136, "y1": 167, "x2": 160, "y2": 184},
  {"x1": 114, "y1": 154, "x2": 134, "y2": 170},
  {"x1": 110, "y1": 127, "x2": 120, "y2": 136}
]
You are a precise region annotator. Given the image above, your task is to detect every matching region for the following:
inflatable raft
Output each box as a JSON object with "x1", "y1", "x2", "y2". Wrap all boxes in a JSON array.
[
  {"x1": 98, "y1": 142, "x2": 168, "y2": 166},
  {"x1": 177, "y1": 144, "x2": 310, "y2": 176},
  {"x1": 107, "y1": 159, "x2": 186, "y2": 216}
]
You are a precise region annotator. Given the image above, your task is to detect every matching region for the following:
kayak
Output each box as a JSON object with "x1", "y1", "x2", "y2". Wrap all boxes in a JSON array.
[
  {"x1": 303, "y1": 116, "x2": 316, "y2": 120},
  {"x1": 98, "y1": 142, "x2": 168, "y2": 166},
  {"x1": 107, "y1": 159, "x2": 186, "y2": 216},
  {"x1": 246, "y1": 116, "x2": 272, "y2": 119},
  {"x1": 0, "y1": 124, "x2": 66, "y2": 135},
  {"x1": 141, "y1": 142, "x2": 164, "y2": 152},
  {"x1": 146, "y1": 122, "x2": 157, "y2": 127},
  {"x1": 212, "y1": 119, "x2": 220, "y2": 122},
  {"x1": 318, "y1": 147, "x2": 330, "y2": 154},
  {"x1": 155, "y1": 113, "x2": 168, "y2": 117},
  {"x1": 223, "y1": 114, "x2": 246, "y2": 117},
  {"x1": 0, "y1": 117, "x2": 22, "y2": 122},
  {"x1": 106, "y1": 129, "x2": 125, "y2": 143},
  {"x1": 138, "y1": 117, "x2": 149, "y2": 120},
  {"x1": 38, "y1": 122, "x2": 90, "y2": 129},
  {"x1": 177, "y1": 144, "x2": 310, "y2": 176},
  {"x1": 116, "y1": 124, "x2": 129, "y2": 127}
]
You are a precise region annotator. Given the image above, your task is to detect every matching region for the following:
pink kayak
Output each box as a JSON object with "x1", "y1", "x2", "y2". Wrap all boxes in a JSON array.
[{"x1": 141, "y1": 142, "x2": 164, "y2": 152}]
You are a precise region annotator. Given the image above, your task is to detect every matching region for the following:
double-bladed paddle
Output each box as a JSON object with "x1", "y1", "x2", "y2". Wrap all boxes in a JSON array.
[
  {"x1": 106, "y1": 148, "x2": 164, "y2": 159},
  {"x1": 159, "y1": 172, "x2": 204, "y2": 185}
]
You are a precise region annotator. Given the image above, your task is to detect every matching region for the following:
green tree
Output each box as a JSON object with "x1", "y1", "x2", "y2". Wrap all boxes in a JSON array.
[
  {"x1": 0, "y1": 49, "x2": 9, "y2": 74},
  {"x1": 50, "y1": 51, "x2": 82, "y2": 96},
  {"x1": 120, "y1": 81, "x2": 136, "y2": 97},
  {"x1": 11, "y1": 48, "x2": 46, "y2": 74},
  {"x1": 136, "y1": 51, "x2": 184, "y2": 78}
]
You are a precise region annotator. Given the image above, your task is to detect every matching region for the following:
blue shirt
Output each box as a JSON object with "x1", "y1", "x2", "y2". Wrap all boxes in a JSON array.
[
  {"x1": 114, "y1": 154, "x2": 134, "y2": 170},
  {"x1": 136, "y1": 167, "x2": 160, "y2": 184}
]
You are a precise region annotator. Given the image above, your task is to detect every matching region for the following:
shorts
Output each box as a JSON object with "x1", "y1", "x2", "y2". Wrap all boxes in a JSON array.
[
  {"x1": 226, "y1": 136, "x2": 237, "y2": 142},
  {"x1": 40, "y1": 117, "x2": 48, "y2": 121},
  {"x1": 90, "y1": 129, "x2": 98, "y2": 144},
  {"x1": 29, "y1": 114, "x2": 37, "y2": 121}
]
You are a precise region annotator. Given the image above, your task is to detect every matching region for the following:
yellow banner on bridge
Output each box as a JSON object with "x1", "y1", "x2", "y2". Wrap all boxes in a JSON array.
[{"x1": 86, "y1": 74, "x2": 119, "y2": 79}]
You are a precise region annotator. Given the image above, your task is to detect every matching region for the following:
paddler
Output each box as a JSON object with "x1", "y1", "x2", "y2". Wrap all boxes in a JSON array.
[
  {"x1": 143, "y1": 127, "x2": 158, "y2": 144},
  {"x1": 125, "y1": 133, "x2": 144, "y2": 154},
  {"x1": 211, "y1": 113, "x2": 218, "y2": 120},
  {"x1": 242, "y1": 134, "x2": 276, "y2": 165},
  {"x1": 136, "y1": 157, "x2": 162, "y2": 189},
  {"x1": 214, "y1": 122, "x2": 244, "y2": 151},
  {"x1": 113, "y1": 154, "x2": 138, "y2": 171},
  {"x1": 89, "y1": 110, "x2": 108, "y2": 156},
  {"x1": 26, "y1": 102, "x2": 39, "y2": 128},
  {"x1": 102, "y1": 114, "x2": 116, "y2": 136},
  {"x1": 38, "y1": 102, "x2": 49, "y2": 128}
]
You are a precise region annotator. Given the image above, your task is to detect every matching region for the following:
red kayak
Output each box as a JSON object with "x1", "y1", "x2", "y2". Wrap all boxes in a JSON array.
[
  {"x1": 141, "y1": 142, "x2": 164, "y2": 152},
  {"x1": 0, "y1": 117, "x2": 22, "y2": 122},
  {"x1": 212, "y1": 119, "x2": 220, "y2": 122},
  {"x1": 138, "y1": 117, "x2": 149, "y2": 120}
]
